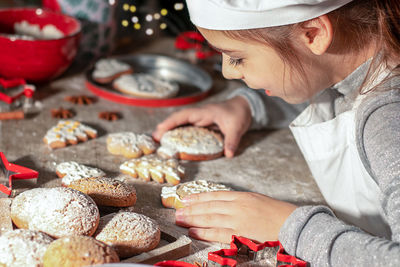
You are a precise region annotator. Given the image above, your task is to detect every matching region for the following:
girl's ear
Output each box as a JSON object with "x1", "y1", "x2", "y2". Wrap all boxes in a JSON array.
[{"x1": 300, "y1": 15, "x2": 333, "y2": 55}]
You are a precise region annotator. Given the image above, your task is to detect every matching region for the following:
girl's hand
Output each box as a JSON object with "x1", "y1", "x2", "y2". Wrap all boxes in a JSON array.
[
  {"x1": 152, "y1": 96, "x2": 252, "y2": 158},
  {"x1": 175, "y1": 191, "x2": 297, "y2": 243}
]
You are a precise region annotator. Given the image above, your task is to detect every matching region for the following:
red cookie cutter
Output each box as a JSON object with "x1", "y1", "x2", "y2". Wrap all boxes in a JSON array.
[
  {"x1": 0, "y1": 152, "x2": 39, "y2": 195},
  {"x1": 0, "y1": 77, "x2": 35, "y2": 105},
  {"x1": 155, "y1": 235, "x2": 308, "y2": 267},
  {"x1": 175, "y1": 31, "x2": 220, "y2": 60}
]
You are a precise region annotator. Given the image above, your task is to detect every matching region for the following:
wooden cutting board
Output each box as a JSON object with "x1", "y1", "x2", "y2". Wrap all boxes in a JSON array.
[{"x1": 122, "y1": 223, "x2": 192, "y2": 264}]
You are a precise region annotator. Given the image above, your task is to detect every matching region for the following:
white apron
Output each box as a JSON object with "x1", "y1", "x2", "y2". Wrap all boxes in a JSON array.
[{"x1": 289, "y1": 89, "x2": 391, "y2": 238}]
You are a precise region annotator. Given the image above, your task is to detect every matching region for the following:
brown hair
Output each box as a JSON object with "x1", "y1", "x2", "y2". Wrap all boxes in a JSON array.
[{"x1": 218, "y1": 0, "x2": 400, "y2": 93}]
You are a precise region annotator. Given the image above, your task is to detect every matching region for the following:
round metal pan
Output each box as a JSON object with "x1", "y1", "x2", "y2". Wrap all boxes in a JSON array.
[{"x1": 85, "y1": 54, "x2": 213, "y2": 107}]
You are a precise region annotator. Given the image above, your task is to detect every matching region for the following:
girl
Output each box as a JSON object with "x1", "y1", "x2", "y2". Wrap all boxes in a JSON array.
[{"x1": 152, "y1": 0, "x2": 400, "y2": 265}]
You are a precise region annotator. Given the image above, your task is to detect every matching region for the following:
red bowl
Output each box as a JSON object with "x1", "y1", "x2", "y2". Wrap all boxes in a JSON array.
[{"x1": 0, "y1": 8, "x2": 81, "y2": 83}]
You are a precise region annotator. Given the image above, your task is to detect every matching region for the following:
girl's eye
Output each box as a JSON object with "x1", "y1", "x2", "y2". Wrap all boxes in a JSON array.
[{"x1": 228, "y1": 57, "x2": 243, "y2": 66}]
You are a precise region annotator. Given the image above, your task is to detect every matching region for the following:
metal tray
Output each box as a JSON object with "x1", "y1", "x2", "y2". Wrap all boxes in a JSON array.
[{"x1": 85, "y1": 54, "x2": 213, "y2": 107}]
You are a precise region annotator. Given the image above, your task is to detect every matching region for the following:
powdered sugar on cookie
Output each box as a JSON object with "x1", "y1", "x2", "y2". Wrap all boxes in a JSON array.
[
  {"x1": 113, "y1": 74, "x2": 179, "y2": 99},
  {"x1": 0, "y1": 229, "x2": 53, "y2": 267},
  {"x1": 161, "y1": 180, "x2": 230, "y2": 200},
  {"x1": 107, "y1": 132, "x2": 157, "y2": 158},
  {"x1": 43, "y1": 120, "x2": 97, "y2": 149},
  {"x1": 92, "y1": 59, "x2": 132, "y2": 81},
  {"x1": 11, "y1": 187, "x2": 99, "y2": 238},
  {"x1": 56, "y1": 161, "x2": 105, "y2": 186},
  {"x1": 120, "y1": 155, "x2": 184, "y2": 185},
  {"x1": 159, "y1": 126, "x2": 224, "y2": 155}
]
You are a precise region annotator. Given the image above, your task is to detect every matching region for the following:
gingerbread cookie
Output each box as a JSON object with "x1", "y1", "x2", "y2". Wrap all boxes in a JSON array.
[
  {"x1": 157, "y1": 126, "x2": 224, "y2": 161},
  {"x1": 43, "y1": 120, "x2": 97, "y2": 149},
  {"x1": 43, "y1": 235, "x2": 119, "y2": 267},
  {"x1": 92, "y1": 58, "x2": 133, "y2": 84},
  {"x1": 0, "y1": 229, "x2": 53, "y2": 267},
  {"x1": 113, "y1": 74, "x2": 179, "y2": 99},
  {"x1": 67, "y1": 177, "x2": 137, "y2": 207},
  {"x1": 56, "y1": 161, "x2": 106, "y2": 186},
  {"x1": 120, "y1": 155, "x2": 184, "y2": 185},
  {"x1": 94, "y1": 212, "x2": 160, "y2": 258},
  {"x1": 11, "y1": 187, "x2": 100, "y2": 238},
  {"x1": 161, "y1": 180, "x2": 231, "y2": 209},
  {"x1": 107, "y1": 132, "x2": 157, "y2": 158}
]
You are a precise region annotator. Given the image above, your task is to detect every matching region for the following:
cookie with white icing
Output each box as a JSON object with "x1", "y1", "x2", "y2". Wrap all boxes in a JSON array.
[
  {"x1": 157, "y1": 126, "x2": 224, "y2": 161},
  {"x1": 0, "y1": 229, "x2": 53, "y2": 267},
  {"x1": 120, "y1": 154, "x2": 184, "y2": 185},
  {"x1": 161, "y1": 180, "x2": 231, "y2": 209},
  {"x1": 113, "y1": 74, "x2": 179, "y2": 99},
  {"x1": 11, "y1": 187, "x2": 100, "y2": 238},
  {"x1": 43, "y1": 235, "x2": 119, "y2": 267},
  {"x1": 94, "y1": 212, "x2": 160, "y2": 258},
  {"x1": 92, "y1": 59, "x2": 133, "y2": 84},
  {"x1": 67, "y1": 177, "x2": 137, "y2": 207},
  {"x1": 107, "y1": 132, "x2": 157, "y2": 158},
  {"x1": 56, "y1": 161, "x2": 106, "y2": 186},
  {"x1": 43, "y1": 120, "x2": 97, "y2": 149}
]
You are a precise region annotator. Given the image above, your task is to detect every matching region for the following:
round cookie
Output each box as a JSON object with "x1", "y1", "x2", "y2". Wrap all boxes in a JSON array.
[
  {"x1": 67, "y1": 177, "x2": 137, "y2": 207},
  {"x1": 92, "y1": 58, "x2": 133, "y2": 84},
  {"x1": 11, "y1": 187, "x2": 100, "y2": 238},
  {"x1": 157, "y1": 126, "x2": 224, "y2": 161},
  {"x1": 161, "y1": 180, "x2": 231, "y2": 209},
  {"x1": 56, "y1": 161, "x2": 106, "y2": 186},
  {"x1": 94, "y1": 212, "x2": 160, "y2": 258},
  {"x1": 107, "y1": 132, "x2": 157, "y2": 158},
  {"x1": 0, "y1": 229, "x2": 53, "y2": 267},
  {"x1": 120, "y1": 155, "x2": 185, "y2": 185},
  {"x1": 113, "y1": 73, "x2": 179, "y2": 99},
  {"x1": 43, "y1": 235, "x2": 119, "y2": 267}
]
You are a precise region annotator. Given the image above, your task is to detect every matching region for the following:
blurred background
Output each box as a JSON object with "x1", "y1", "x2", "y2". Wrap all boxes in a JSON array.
[{"x1": 0, "y1": 0, "x2": 196, "y2": 64}]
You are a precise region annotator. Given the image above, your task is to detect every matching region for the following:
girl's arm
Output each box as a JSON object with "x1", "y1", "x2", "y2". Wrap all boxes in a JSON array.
[{"x1": 279, "y1": 97, "x2": 400, "y2": 266}]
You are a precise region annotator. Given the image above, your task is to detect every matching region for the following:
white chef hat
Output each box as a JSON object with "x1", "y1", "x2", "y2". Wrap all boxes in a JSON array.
[{"x1": 186, "y1": 0, "x2": 354, "y2": 30}]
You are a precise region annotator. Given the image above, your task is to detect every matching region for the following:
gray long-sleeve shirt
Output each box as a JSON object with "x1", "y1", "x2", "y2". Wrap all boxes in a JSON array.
[{"x1": 233, "y1": 64, "x2": 400, "y2": 266}]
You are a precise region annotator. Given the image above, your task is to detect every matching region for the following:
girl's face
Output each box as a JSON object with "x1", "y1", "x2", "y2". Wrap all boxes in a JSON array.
[{"x1": 198, "y1": 28, "x2": 329, "y2": 104}]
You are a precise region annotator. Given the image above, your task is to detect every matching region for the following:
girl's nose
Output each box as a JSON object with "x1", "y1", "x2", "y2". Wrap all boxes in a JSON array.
[{"x1": 221, "y1": 54, "x2": 244, "y2": 80}]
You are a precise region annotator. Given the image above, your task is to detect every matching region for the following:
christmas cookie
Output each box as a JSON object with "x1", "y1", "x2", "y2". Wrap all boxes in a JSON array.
[
  {"x1": 157, "y1": 126, "x2": 224, "y2": 161},
  {"x1": 113, "y1": 74, "x2": 179, "y2": 99},
  {"x1": 94, "y1": 212, "x2": 160, "y2": 258},
  {"x1": 43, "y1": 235, "x2": 119, "y2": 267},
  {"x1": 67, "y1": 177, "x2": 137, "y2": 207},
  {"x1": 107, "y1": 132, "x2": 157, "y2": 158},
  {"x1": 161, "y1": 180, "x2": 231, "y2": 209},
  {"x1": 43, "y1": 120, "x2": 97, "y2": 149},
  {"x1": 56, "y1": 161, "x2": 106, "y2": 186},
  {"x1": 11, "y1": 187, "x2": 100, "y2": 238},
  {"x1": 120, "y1": 155, "x2": 184, "y2": 185},
  {"x1": 0, "y1": 229, "x2": 53, "y2": 267},
  {"x1": 92, "y1": 58, "x2": 133, "y2": 84}
]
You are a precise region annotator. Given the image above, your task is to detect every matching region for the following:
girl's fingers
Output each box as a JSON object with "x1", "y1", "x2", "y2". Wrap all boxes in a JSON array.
[
  {"x1": 222, "y1": 131, "x2": 242, "y2": 158},
  {"x1": 177, "y1": 200, "x2": 236, "y2": 216},
  {"x1": 175, "y1": 213, "x2": 232, "y2": 229},
  {"x1": 153, "y1": 109, "x2": 215, "y2": 140},
  {"x1": 183, "y1": 191, "x2": 243, "y2": 204},
  {"x1": 188, "y1": 227, "x2": 235, "y2": 243}
]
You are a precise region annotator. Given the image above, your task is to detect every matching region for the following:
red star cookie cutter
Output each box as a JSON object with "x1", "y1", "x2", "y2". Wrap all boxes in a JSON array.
[
  {"x1": 155, "y1": 235, "x2": 308, "y2": 267},
  {"x1": 0, "y1": 152, "x2": 38, "y2": 195}
]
